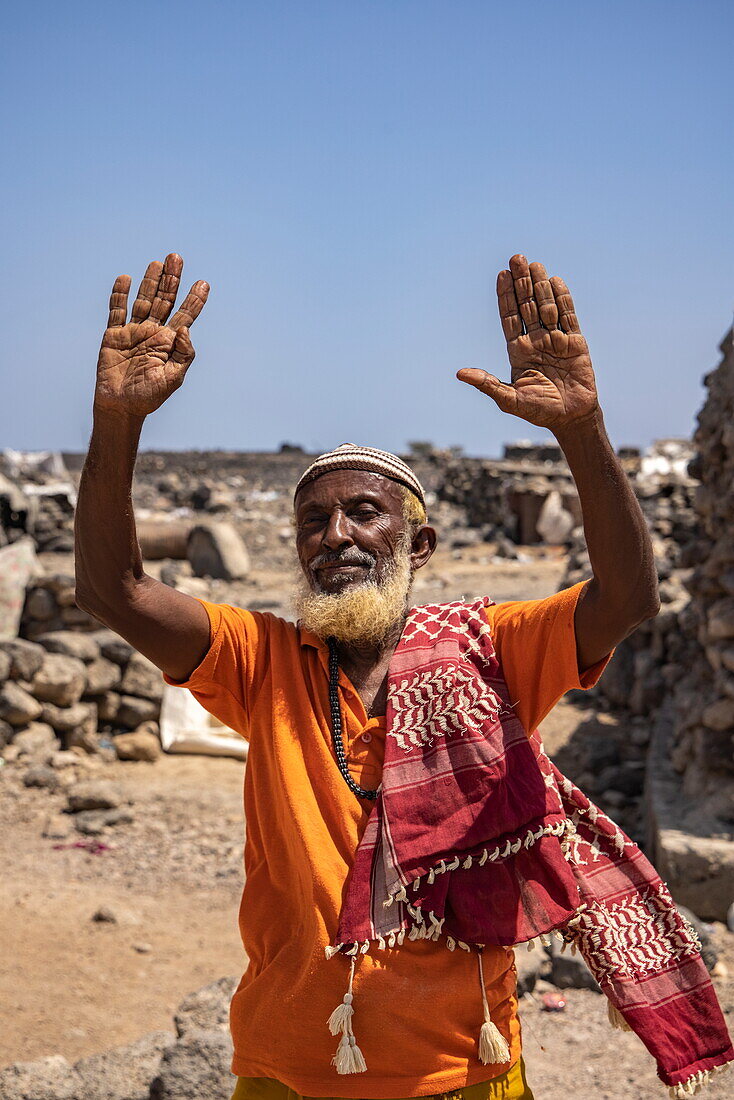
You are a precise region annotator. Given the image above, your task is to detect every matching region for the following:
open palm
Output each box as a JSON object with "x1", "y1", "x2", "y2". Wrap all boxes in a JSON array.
[
  {"x1": 458, "y1": 255, "x2": 599, "y2": 431},
  {"x1": 96, "y1": 254, "x2": 209, "y2": 418}
]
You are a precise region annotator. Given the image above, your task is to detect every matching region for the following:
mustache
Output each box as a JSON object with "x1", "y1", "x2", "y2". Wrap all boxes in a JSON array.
[{"x1": 310, "y1": 547, "x2": 378, "y2": 571}]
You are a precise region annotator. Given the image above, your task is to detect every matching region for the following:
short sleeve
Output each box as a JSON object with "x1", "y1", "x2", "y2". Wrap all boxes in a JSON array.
[
  {"x1": 163, "y1": 599, "x2": 267, "y2": 739},
  {"x1": 486, "y1": 581, "x2": 613, "y2": 734}
]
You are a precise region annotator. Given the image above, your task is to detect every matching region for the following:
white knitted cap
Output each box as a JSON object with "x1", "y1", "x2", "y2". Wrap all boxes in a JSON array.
[{"x1": 294, "y1": 443, "x2": 426, "y2": 507}]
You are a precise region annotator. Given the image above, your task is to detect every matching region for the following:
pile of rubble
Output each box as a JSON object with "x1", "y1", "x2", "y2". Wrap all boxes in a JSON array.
[{"x1": 0, "y1": 629, "x2": 163, "y2": 771}]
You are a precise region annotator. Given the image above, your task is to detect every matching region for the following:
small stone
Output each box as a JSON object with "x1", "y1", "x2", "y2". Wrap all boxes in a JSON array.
[
  {"x1": 23, "y1": 764, "x2": 59, "y2": 790},
  {"x1": 701, "y1": 698, "x2": 734, "y2": 732},
  {"x1": 36, "y1": 630, "x2": 100, "y2": 662},
  {"x1": 134, "y1": 942, "x2": 153, "y2": 953},
  {"x1": 96, "y1": 690, "x2": 121, "y2": 722},
  {"x1": 32, "y1": 653, "x2": 87, "y2": 707},
  {"x1": 74, "y1": 807, "x2": 134, "y2": 834},
  {"x1": 92, "y1": 905, "x2": 118, "y2": 923},
  {"x1": 0, "y1": 718, "x2": 13, "y2": 747},
  {"x1": 0, "y1": 681, "x2": 42, "y2": 725},
  {"x1": 51, "y1": 750, "x2": 82, "y2": 769},
  {"x1": 67, "y1": 779, "x2": 123, "y2": 812},
  {"x1": 40, "y1": 700, "x2": 97, "y2": 733}
]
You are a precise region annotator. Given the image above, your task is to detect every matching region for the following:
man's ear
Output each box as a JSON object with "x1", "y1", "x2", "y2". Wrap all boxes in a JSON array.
[{"x1": 410, "y1": 525, "x2": 437, "y2": 571}]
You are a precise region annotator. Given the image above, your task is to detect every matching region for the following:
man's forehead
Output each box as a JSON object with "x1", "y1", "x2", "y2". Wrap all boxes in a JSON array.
[{"x1": 294, "y1": 469, "x2": 403, "y2": 509}]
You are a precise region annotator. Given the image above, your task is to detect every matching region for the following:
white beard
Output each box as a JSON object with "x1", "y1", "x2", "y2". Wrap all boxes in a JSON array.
[{"x1": 293, "y1": 539, "x2": 413, "y2": 646}]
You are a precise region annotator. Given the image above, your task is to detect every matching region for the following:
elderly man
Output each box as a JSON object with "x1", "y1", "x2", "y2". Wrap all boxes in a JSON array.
[{"x1": 75, "y1": 255, "x2": 732, "y2": 1100}]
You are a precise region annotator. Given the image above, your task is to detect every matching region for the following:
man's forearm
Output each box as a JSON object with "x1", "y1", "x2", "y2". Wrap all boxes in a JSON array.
[
  {"x1": 75, "y1": 408, "x2": 148, "y2": 620},
  {"x1": 554, "y1": 408, "x2": 659, "y2": 660}
]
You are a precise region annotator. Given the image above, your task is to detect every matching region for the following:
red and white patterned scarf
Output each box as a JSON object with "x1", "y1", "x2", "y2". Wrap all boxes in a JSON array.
[{"x1": 327, "y1": 600, "x2": 733, "y2": 1096}]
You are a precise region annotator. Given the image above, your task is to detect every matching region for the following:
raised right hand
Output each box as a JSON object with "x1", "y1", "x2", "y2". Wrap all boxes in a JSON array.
[{"x1": 95, "y1": 253, "x2": 209, "y2": 417}]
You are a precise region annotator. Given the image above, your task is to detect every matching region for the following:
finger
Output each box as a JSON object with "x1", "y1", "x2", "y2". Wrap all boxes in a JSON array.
[
  {"x1": 509, "y1": 254, "x2": 541, "y2": 332},
  {"x1": 169, "y1": 280, "x2": 210, "y2": 330},
  {"x1": 456, "y1": 369, "x2": 519, "y2": 416},
  {"x1": 529, "y1": 262, "x2": 558, "y2": 330},
  {"x1": 496, "y1": 270, "x2": 522, "y2": 342},
  {"x1": 131, "y1": 260, "x2": 164, "y2": 322},
  {"x1": 171, "y1": 326, "x2": 195, "y2": 369},
  {"x1": 549, "y1": 276, "x2": 581, "y2": 333},
  {"x1": 107, "y1": 275, "x2": 131, "y2": 328},
  {"x1": 149, "y1": 252, "x2": 184, "y2": 325}
]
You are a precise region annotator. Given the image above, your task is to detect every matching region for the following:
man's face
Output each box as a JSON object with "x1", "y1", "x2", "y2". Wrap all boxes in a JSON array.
[{"x1": 294, "y1": 470, "x2": 411, "y2": 595}]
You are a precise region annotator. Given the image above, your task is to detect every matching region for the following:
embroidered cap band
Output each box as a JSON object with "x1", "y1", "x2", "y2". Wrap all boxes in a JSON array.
[{"x1": 295, "y1": 444, "x2": 426, "y2": 507}]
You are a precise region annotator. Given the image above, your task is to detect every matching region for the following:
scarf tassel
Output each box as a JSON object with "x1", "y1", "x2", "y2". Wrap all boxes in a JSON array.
[
  {"x1": 477, "y1": 950, "x2": 510, "y2": 1066},
  {"x1": 327, "y1": 954, "x2": 368, "y2": 1074}
]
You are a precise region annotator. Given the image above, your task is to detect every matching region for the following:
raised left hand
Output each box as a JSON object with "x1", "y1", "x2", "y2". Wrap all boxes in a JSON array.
[{"x1": 458, "y1": 254, "x2": 599, "y2": 431}]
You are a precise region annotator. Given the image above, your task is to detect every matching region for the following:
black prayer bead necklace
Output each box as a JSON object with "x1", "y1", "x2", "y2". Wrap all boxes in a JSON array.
[{"x1": 327, "y1": 637, "x2": 379, "y2": 801}]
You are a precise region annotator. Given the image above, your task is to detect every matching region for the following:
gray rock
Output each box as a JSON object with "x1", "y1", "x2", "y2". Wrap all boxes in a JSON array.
[
  {"x1": 96, "y1": 690, "x2": 122, "y2": 722},
  {"x1": 75, "y1": 807, "x2": 135, "y2": 834},
  {"x1": 117, "y1": 694, "x2": 160, "y2": 728},
  {"x1": 84, "y1": 657, "x2": 122, "y2": 695},
  {"x1": 24, "y1": 764, "x2": 59, "y2": 790},
  {"x1": 33, "y1": 653, "x2": 87, "y2": 707},
  {"x1": 40, "y1": 701, "x2": 97, "y2": 733},
  {"x1": 0, "y1": 681, "x2": 43, "y2": 725},
  {"x1": 0, "y1": 1054, "x2": 80, "y2": 1100},
  {"x1": 92, "y1": 905, "x2": 118, "y2": 923},
  {"x1": 149, "y1": 1028, "x2": 234, "y2": 1100},
  {"x1": 26, "y1": 588, "x2": 60, "y2": 621},
  {"x1": 120, "y1": 652, "x2": 163, "y2": 702},
  {"x1": 37, "y1": 631, "x2": 100, "y2": 663},
  {"x1": 71, "y1": 1030, "x2": 174, "y2": 1100},
  {"x1": 548, "y1": 937, "x2": 600, "y2": 991},
  {"x1": 13, "y1": 722, "x2": 59, "y2": 757},
  {"x1": 99, "y1": 636, "x2": 135, "y2": 666},
  {"x1": 174, "y1": 976, "x2": 238, "y2": 1037},
  {"x1": 187, "y1": 522, "x2": 250, "y2": 581},
  {"x1": 676, "y1": 904, "x2": 718, "y2": 972},
  {"x1": 67, "y1": 779, "x2": 123, "y2": 812},
  {"x1": 114, "y1": 725, "x2": 162, "y2": 762},
  {"x1": 0, "y1": 638, "x2": 46, "y2": 680}
]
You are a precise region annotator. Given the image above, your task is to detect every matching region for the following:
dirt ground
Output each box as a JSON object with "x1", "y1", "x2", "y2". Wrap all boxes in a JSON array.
[{"x1": 3, "y1": 555, "x2": 732, "y2": 1098}]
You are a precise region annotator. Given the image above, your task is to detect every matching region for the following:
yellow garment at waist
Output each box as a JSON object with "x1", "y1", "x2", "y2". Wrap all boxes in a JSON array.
[{"x1": 231, "y1": 1058, "x2": 534, "y2": 1100}]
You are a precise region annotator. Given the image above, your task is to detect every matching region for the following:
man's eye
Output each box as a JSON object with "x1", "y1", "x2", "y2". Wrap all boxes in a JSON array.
[{"x1": 353, "y1": 509, "x2": 378, "y2": 521}]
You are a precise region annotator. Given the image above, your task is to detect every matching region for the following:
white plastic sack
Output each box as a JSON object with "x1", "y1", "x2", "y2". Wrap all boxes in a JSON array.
[
  {"x1": 0, "y1": 539, "x2": 42, "y2": 639},
  {"x1": 159, "y1": 682, "x2": 248, "y2": 759}
]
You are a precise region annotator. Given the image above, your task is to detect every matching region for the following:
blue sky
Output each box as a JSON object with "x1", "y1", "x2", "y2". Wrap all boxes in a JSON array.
[{"x1": 1, "y1": 0, "x2": 732, "y2": 456}]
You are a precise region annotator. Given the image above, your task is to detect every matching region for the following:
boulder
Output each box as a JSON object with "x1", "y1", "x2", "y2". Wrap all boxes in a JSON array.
[
  {"x1": 149, "y1": 1028, "x2": 234, "y2": 1100},
  {"x1": 174, "y1": 976, "x2": 238, "y2": 1037},
  {"x1": 114, "y1": 724, "x2": 162, "y2": 762},
  {"x1": 0, "y1": 681, "x2": 43, "y2": 725},
  {"x1": 120, "y1": 652, "x2": 164, "y2": 702},
  {"x1": 32, "y1": 653, "x2": 87, "y2": 707},
  {"x1": 36, "y1": 631, "x2": 100, "y2": 663},
  {"x1": 74, "y1": 807, "x2": 135, "y2": 834},
  {"x1": 0, "y1": 638, "x2": 45, "y2": 680},
  {"x1": 701, "y1": 697, "x2": 734, "y2": 732},
  {"x1": 13, "y1": 722, "x2": 58, "y2": 758},
  {"x1": 84, "y1": 657, "x2": 122, "y2": 695},
  {"x1": 0, "y1": 1054, "x2": 79, "y2": 1100},
  {"x1": 67, "y1": 779, "x2": 123, "y2": 812},
  {"x1": 26, "y1": 588, "x2": 58, "y2": 621},
  {"x1": 71, "y1": 1030, "x2": 174, "y2": 1100},
  {"x1": 40, "y1": 701, "x2": 97, "y2": 733},
  {"x1": 187, "y1": 522, "x2": 250, "y2": 581},
  {"x1": 0, "y1": 717, "x2": 13, "y2": 746},
  {"x1": 547, "y1": 937, "x2": 600, "y2": 991},
  {"x1": 512, "y1": 943, "x2": 549, "y2": 996}
]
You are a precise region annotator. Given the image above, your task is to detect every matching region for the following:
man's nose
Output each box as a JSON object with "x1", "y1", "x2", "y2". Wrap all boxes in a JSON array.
[{"x1": 322, "y1": 511, "x2": 353, "y2": 551}]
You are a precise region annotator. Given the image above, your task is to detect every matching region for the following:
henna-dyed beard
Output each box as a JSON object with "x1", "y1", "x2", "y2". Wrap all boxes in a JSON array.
[{"x1": 294, "y1": 537, "x2": 412, "y2": 647}]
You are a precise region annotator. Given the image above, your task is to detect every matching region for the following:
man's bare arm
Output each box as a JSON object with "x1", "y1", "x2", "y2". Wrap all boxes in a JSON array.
[
  {"x1": 458, "y1": 254, "x2": 659, "y2": 670},
  {"x1": 75, "y1": 254, "x2": 212, "y2": 682}
]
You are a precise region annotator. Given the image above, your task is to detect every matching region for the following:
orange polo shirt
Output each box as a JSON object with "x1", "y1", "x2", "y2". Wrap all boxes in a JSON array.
[{"x1": 166, "y1": 582, "x2": 609, "y2": 1098}]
